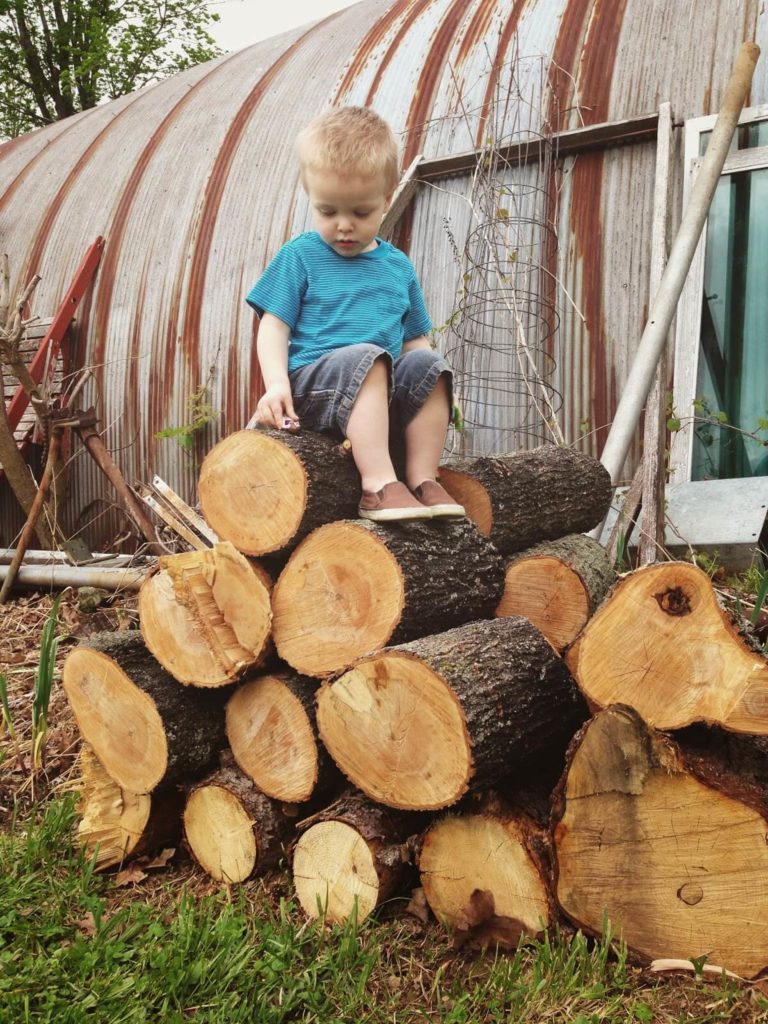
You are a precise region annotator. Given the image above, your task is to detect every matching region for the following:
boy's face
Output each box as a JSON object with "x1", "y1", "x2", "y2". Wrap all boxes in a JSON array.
[{"x1": 305, "y1": 168, "x2": 393, "y2": 258}]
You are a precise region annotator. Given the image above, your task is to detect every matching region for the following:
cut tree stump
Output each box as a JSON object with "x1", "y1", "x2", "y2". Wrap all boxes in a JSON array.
[
  {"x1": 272, "y1": 519, "x2": 504, "y2": 677},
  {"x1": 138, "y1": 542, "x2": 272, "y2": 687},
  {"x1": 565, "y1": 561, "x2": 768, "y2": 732},
  {"x1": 438, "y1": 447, "x2": 612, "y2": 556},
  {"x1": 496, "y1": 534, "x2": 615, "y2": 650},
  {"x1": 419, "y1": 793, "x2": 553, "y2": 948},
  {"x1": 553, "y1": 705, "x2": 768, "y2": 978},
  {"x1": 197, "y1": 429, "x2": 360, "y2": 556},
  {"x1": 226, "y1": 670, "x2": 338, "y2": 803},
  {"x1": 292, "y1": 790, "x2": 418, "y2": 923},
  {"x1": 183, "y1": 759, "x2": 295, "y2": 882},
  {"x1": 316, "y1": 617, "x2": 587, "y2": 810},
  {"x1": 62, "y1": 631, "x2": 226, "y2": 793},
  {"x1": 76, "y1": 745, "x2": 184, "y2": 871}
]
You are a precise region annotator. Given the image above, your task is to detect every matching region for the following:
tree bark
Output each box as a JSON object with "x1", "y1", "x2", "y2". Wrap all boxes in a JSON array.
[
  {"x1": 292, "y1": 790, "x2": 421, "y2": 924},
  {"x1": 497, "y1": 534, "x2": 615, "y2": 650},
  {"x1": 553, "y1": 705, "x2": 768, "y2": 978},
  {"x1": 438, "y1": 446, "x2": 612, "y2": 555},
  {"x1": 565, "y1": 561, "x2": 768, "y2": 732},
  {"x1": 138, "y1": 542, "x2": 272, "y2": 687},
  {"x1": 62, "y1": 630, "x2": 227, "y2": 793},
  {"x1": 198, "y1": 429, "x2": 360, "y2": 557},
  {"x1": 316, "y1": 617, "x2": 588, "y2": 810},
  {"x1": 226, "y1": 669, "x2": 339, "y2": 803},
  {"x1": 184, "y1": 759, "x2": 295, "y2": 883},
  {"x1": 272, "y1": 518, "x2": 505, "y2": 677}
]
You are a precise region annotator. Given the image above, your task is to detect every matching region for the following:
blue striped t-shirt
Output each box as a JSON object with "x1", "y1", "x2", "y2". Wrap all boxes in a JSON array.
[{"x1": 245, "y1": 231, "x2": 432, "y2": 373}]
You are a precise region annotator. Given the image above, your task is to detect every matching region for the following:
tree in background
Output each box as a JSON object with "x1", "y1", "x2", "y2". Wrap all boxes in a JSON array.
[{"x1": 0, "y1": 0, "x2": 222, "y2": 139}]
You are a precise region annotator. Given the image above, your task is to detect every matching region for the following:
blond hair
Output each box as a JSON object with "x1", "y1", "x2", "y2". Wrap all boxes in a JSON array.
[{"x1": 296, "y1": 106, "x2": 400, "y2": 192}]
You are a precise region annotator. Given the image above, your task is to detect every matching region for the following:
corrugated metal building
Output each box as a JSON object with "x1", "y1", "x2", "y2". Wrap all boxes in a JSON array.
[{"x1": 1, "y1": 0, "x2": 766, "y2": 546}]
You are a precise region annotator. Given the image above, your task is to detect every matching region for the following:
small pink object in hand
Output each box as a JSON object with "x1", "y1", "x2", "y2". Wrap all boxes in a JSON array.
[{"x1": 281, "y1": 417, "x2": 300, "y2": 432}]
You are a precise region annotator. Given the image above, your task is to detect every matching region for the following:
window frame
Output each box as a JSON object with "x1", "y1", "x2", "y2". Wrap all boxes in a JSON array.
[{"x1": 669, "y1": 103, "x2": 768, "y2": 483}]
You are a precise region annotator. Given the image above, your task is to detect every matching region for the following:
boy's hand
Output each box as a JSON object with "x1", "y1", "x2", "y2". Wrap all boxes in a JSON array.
[{"x1": 256, "y1": 381, "x2": 300, "y2": 430}]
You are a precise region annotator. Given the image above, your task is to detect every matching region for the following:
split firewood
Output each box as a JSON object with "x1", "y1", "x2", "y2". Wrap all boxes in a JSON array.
[
  {"x1": 75, "y1": 745, "x2": 184, "y2": 871},
  {"x1": 419, "y1": 793, "x2": 554, "y2": 948},
  {"x1": 183, "y1": 758, "x2": 295, "y2": 883},
  {"x1": 565, "y1": 561, "x2": 768, "y2": 732},
  {"x1": 496, "y1": 534, "x2": 615, "y2": 650},
  {"x1": 316, "y1": 617, "x2": 587, "y2": 810},
  {"x1": 292, "y1": 790, "x2": 420, "y2": 924},
  {"x1": 553, "y1": 705, "x2": 768, "y2": 978},
  {"x1": 62, "y1": 631, "x2": 226, "y2": 793},
  {"x1": 226, "y1": 670, "x2": 339, "y2": 803},
  {"x1": 272, "y1": 519, "x2": 504, "y2": 677},
  {"x1": 197, "y1": 428, "x2": 359, "y2": 556},
  {"x1": 437, "y1": 446, "x2": 612, "y2": 555},
  {"x1": 138, "y1": 542, "x2": 272, "y2": 687}
]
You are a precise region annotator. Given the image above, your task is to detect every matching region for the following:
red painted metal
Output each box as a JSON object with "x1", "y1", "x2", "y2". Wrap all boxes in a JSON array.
[{"x1": 5, "y1": 236, "x2": 105, "y2": 433}]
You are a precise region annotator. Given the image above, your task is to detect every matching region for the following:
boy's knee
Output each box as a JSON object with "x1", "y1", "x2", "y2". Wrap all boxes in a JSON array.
[{"x1": 397, "y1": 347, "x2": 442, "y2": 374}]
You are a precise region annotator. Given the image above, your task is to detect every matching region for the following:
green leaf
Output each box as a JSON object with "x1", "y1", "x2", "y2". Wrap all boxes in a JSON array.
[{"x1": 666, "y1": 416, "x2": 681, "y2": 432}]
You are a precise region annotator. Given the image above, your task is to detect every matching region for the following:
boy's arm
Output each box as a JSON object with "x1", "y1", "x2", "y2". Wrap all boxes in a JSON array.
[
  {"x1": 255, "y1": 313, "x2": 299, "y2": 428},
  {"x1": 402, "y1": 335, "x2": 431, "y2": 352}
]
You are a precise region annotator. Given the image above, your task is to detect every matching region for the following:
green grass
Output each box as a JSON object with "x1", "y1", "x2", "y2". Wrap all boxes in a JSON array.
[{"x1": 0, "y1": 798, "x2": 763, "y2": 1024}]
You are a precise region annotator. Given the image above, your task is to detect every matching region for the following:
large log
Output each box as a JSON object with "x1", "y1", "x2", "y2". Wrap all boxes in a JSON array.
[
  {"x1": 292, "y1": 790, "x2": 419, "y2": 924},
  {"x1": 496, "y1": 534, "x2": 615, "y2": 650},
  {"x1": 438, "y1": 446, "x2": 612, "y2": 556},
  {"x1": 565, "y1": 561, "x2": 768, "y2": 732},
  {"x1": 138, "y1": 543, "x2": 272, "y2": 687},
  {"x1": 316, "y1": 617, "x2": 587, "y2": 810},
  {"x1": 183, "y1": 759, "x2": 295, "y2": 883},
  {"x1": 272, "y1": 519, "x2": 504, "y2": 677},
  {"x1": 197, "y1": 429, "x2": 359, "y2": 556},
  {"x1": 76, "y1": 745, "x2": 184, "y2": 871},
  {"x1": 226, "y1": 670, "x2": 338, "y2": 803},
  {"x1": 553, "y1": 705, "x2": 768, "y2": 978},
  {"x1": 62, "y1": 631, "x2": 226, "y2": 793},
  {"x1": 419, "y1": 793, "x2": 554, "y2": 948}
]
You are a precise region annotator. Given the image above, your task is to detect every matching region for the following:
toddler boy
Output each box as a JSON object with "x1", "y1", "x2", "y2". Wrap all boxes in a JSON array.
[{"x1": 246, "y1": 105, "x2": 464, "y2": 522}]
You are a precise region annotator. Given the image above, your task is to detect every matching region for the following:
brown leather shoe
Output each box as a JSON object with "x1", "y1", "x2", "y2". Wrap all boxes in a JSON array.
[
  {"x1": 411, "y1": 479, "x2": 466, "y2": 518},
  {"x1": 359, "y1": 481, "x2": 433, "y2": 522}
]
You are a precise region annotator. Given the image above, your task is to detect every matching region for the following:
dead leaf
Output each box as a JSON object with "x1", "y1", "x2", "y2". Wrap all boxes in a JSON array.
[
  {"x1": 4, "y1": 652, "x2": 26, "y2": 665},
  {"x1": 649, "y1": 959, "x2": 743, "y2": 981},
  {"x1": 404, "y1": 887, "x2": 431, "y2": 925},
  {"x1": 76, "y1": 912, "x2": 98, "y2": 936},
  {"x1": 142, "y1": 847, "x2": 176, "y2": 870},
  {"x1": 114, "y1": 864, "x2": 148, "y2": 886}
]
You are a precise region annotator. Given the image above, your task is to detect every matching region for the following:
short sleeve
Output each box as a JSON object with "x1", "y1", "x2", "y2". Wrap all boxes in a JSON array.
[
  {"x1": 245, "y1": 243, "x2": 307, "y2": 329},
  {"x1": 402, "y1": 271, "x2": 432, "y2": 340}
]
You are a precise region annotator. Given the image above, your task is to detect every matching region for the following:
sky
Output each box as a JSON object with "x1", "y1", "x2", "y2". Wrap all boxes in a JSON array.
[{"x1": 209, "y1": 0, "x2": 365, "y2": 51}]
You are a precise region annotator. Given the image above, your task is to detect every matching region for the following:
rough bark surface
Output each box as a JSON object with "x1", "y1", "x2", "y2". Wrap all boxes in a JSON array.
[
  {"x1": 439, "y1": 447, "x2": 612, "y2": 555},
  {"x1": 553, "y1": 705, "x2": 768, "y2": 978},
  {"x1": 198, "y1": 428, "x2": 360, "y2": 557},
  {"x1": 63, "y1": 630, "x2": 226, "y2": 792}
]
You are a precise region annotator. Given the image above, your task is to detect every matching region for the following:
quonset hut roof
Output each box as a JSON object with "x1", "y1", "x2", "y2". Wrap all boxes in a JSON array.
[{"x1": 1, "y1": 0, "x2": 766, "y2": 541}]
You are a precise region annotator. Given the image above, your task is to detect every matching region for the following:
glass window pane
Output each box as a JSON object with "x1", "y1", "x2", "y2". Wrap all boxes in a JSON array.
[
  {"x1": 699, "y1": 120, "x2": 768, "y2": 155},
  {"x1": 692, "y1": 168, "x2": 768, "y2": 479}
]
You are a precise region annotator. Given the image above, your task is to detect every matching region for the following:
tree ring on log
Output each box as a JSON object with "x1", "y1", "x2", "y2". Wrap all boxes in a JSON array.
[
  {"x1": 317, "y1": 653, "x2": 470, "y2": 810},
  {"x1": 677, "y1": 883, "x2": 704, "y2": 906},
  {"x1": 226, "y1": 675, "x2": 318, "y2": 802},
  {"x1": 63, "y1": 649, "x2": 168, "y2": 792},
  {"x1": 273, "y1": 523, "x2": 404, "y2": 676},
  {"x1": 497, "y1": 557, "x2": 589, "y2": 649},
  {"x1": 653, "y1": 586, "x2": 692, "y2": 616},
  {"x1": 198, "y1": 430, "x2": 307, "y2": 555},
  {"x1": 437, "y1": 468, "x2": 493, "y2": 535},
  {"x1": 183, "y1": 785, "x2": 257, "y2": 883},
  {"x1": 292, "y1": 820, "x2": 380, "y2": 923}
]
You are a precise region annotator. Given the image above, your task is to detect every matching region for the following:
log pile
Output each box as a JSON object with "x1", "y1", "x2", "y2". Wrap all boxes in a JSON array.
[{"x1": 60, "y1": 426, "x2": 768, "y2": 975}]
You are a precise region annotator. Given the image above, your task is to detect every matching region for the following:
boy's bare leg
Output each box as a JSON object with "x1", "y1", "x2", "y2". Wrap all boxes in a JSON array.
[
  {"x1": 403, "y1": 373, "x2": 451, "y2": 489},
  {"x1": 346, "y1": 356, "x2": 398, "y2": 492}
]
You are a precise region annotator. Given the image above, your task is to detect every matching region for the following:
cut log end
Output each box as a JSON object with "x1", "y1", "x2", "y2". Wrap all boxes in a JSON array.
[
  {"x1": 273, "y1": 522, "x2": 404, "y2": 677},
  {"x1": 226, "y1": 675, "x2": 319, "y2": 802},
  {"x1": 317, "y1": 653, "x2": 471, "y2": 810},
  {"x1": 292, "y1": 820, "x2": 381, "y2": 923},
  {"x1": 437, "y1": 467, "x2": 492, "y2": 535},
  {"x1": 76, "y1": 746, "x2": 152, "y2": 870},
  {"x1": 497, "y1": 557, "x2": 590, "y2": 650},
  {"x1": 63, "y1": 647, "x2": 168, "y2": 793},
  {"x1": 554, "y1": 706, "x2": 768, "y2": 978},
  {"x1": 198, "y1": 430, "x2": 307, "y2": 555},
  {"x1": 184, "y1": 785, "x2": 258, "y2": 883}
]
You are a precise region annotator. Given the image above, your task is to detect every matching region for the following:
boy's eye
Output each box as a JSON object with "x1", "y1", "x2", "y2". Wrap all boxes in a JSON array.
[{"x1": 354, "y1": 210, "x2": 371, "y2": 218}]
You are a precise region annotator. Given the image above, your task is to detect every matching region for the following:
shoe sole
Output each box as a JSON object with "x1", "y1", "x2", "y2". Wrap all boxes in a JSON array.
[
  {"x1": 359, "y1": 507, "x2": 434, "y2": 522},
  {"x1": 425, "y1": 505, "x2": 466, "y2": 518}
]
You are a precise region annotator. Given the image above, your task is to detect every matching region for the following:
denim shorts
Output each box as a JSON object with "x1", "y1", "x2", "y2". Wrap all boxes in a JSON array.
[{"x1": 287, "y1": 343, "x2": 453, "y2": 437}]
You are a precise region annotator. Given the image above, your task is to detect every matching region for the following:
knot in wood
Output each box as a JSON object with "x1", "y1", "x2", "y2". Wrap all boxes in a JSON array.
[
  {"x1": 654, "y1": 587, "x2": 692, "y2": 616},
  {"x1": 677, "y1": 882, "x2": 704, "y2": 906}
]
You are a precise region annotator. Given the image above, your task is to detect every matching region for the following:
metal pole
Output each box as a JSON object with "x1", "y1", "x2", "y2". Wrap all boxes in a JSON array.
[
  {"x1": 0, "y1": 563, "x2": 148, "y2": 590},
  {"x1": 599, "y1": 41, "x2": 760, "y2": 485}
]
